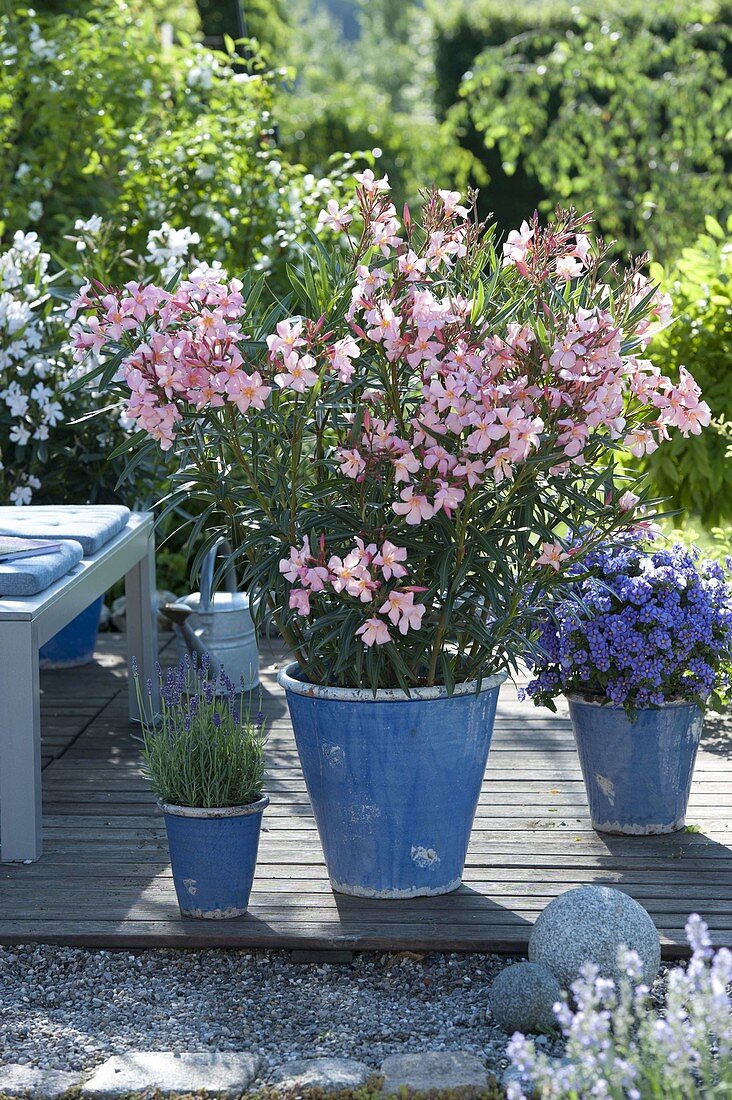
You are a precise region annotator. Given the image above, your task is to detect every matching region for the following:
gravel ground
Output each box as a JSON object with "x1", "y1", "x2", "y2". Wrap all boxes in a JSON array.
[{"x1": 0, "y1": 946, "x2": 566, "y2": 1081}]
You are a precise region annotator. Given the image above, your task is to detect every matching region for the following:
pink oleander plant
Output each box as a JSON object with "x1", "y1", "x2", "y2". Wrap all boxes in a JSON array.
[
  {"x1": 506, "y1": 914, "x2": 732, "y2": 1100},
  {"x1": 69, "y1": 172, "x2": 711, "y2": 690}
]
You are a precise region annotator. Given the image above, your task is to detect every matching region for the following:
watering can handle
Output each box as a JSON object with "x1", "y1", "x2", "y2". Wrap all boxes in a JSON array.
[{"x1": 200, "y1": 538, "x2": 238, "y2": 612}]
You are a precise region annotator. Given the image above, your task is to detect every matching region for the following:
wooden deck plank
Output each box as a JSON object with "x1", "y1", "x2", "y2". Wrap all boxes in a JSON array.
[{"x1": 0, "y1": 634, "x2": 730, "y2": 953}]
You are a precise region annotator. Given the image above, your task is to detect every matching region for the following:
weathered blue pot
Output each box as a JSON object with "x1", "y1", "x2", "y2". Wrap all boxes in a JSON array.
[
  {"x1": 568, "y1": 695, "x2": 704, "y2": 835},
  {"x1": 277, "y1": 663, "x2": 506, "y2": 898},
  {"x1": 39, "y1": 595, "x2": 104, "y2": 669},
  {"x1": 162, "y1": 796, "x2": 268, "y2": 918}
]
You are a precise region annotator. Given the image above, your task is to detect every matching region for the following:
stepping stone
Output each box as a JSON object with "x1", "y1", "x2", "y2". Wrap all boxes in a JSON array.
[
  {"x1": 380, "y1": 1052, "x2": 488, "y2": 1095},
  {"x1": 81, "y1": 1052, "x2": 260, "y2": 1098},
  {"x1": 271, "y1": 1057, "x2": 372, "y2": 1091},
  {"x1": 0, "y1": 1065, "x2": 81, "y2": 1099}
]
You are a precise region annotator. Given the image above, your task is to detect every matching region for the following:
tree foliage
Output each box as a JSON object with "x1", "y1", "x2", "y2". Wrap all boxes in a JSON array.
[
  {"x1": 278, "y1": 0, "x2": 473, "y2": 212},
  {"x1": 432, "y1": 0, "x2": 732, "y2": 262}
]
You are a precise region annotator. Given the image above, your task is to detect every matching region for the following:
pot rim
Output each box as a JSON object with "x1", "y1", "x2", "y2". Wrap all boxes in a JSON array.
[
  {"x1": 160, "y1": 794, "x2": 269, "y2": 818},
  {"x1": 277, "y1": 661, "x2": 507, "y2": 702},
  {"x1": 565, "y1": 692, "x2": 702, "y2": 710}
]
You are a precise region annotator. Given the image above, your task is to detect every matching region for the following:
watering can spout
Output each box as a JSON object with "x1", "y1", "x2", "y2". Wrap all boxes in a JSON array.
[
  {"x1": 160, "y1": 603, "x2": 210, "y2": 660},
  {"x1": 172, "y1": 538, "x2": 260, "y2": 691}
]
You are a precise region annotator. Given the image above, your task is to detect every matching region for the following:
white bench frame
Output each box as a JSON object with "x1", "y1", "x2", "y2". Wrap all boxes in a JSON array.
[{"x1": 0, "y1": 512, "x2": 159, "y2": 862}]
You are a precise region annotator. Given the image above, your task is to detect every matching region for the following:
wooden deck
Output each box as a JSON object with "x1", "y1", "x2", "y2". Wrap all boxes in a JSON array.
[{"x1": 1, "y1": 634, "x2": 731, "y2": 955}]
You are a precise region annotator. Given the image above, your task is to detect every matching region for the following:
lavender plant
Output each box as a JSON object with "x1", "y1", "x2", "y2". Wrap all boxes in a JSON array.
[
  {"x1": 525, "y1": 537, "x2": 732, "y2": 716},
  {"x1": 132, "y1": 655, "x2": 266, "y2": 809},
  {"x1": 506, "y1": 914, "x2": 732, "y2": 1100}
]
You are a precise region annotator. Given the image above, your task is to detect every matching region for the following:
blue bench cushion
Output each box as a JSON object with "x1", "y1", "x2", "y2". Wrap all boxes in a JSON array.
[
  {"x1": 0, "y1": 505, "x2": 131, "y2": 556},
  {"x1": 0, "y1": 539, "x2": 84, "y2": 596}
]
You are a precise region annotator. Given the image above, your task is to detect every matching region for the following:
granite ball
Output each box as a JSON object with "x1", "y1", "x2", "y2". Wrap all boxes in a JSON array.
[
  {"x1": 529, "y1": 885, "x2": 661, "y2": 987},
  {"x1": 488, "y1": 961, "x2": 563, "y2": 1034}
]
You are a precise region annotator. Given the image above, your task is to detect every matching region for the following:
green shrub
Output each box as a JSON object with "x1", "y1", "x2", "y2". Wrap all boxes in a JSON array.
[
  {"x1": 432, "y1": 0, "x2": 732, "y2": 262},
  {"x1": 0, "y1": 2, "x2": 348, "y2": 290},
  {"x1": 644, "y1": 217, "x2": 732, "y2": 524}
]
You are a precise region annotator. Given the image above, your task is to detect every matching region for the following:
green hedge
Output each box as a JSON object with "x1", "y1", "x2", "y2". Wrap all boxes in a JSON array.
[
  {"x1": 644, "y1": 217, "x2": 732, "y2": 524},
  {"x1": 431, "y1": 0, "x2": 732, "y2": 262}
]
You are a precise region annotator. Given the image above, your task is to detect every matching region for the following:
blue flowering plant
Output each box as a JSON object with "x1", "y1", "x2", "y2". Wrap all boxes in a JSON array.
[
  {"x1": 525, "y1": 537, "x2": 732, "y2": 716},
  {"x1": 131, "y1": 654, "x2": 266, "y2": 809}
]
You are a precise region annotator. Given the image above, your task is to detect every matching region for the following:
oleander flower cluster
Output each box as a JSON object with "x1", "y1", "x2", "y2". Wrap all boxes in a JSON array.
[
  {"x1": 506, "y1": 914, "x2": 732, "y2": 1100},
  {"x1": 70, "y1": 172, "x2": 711, "y2": 689},
  {"x1": 526, "y1": 537, "x2": 732, "y2": 714}
]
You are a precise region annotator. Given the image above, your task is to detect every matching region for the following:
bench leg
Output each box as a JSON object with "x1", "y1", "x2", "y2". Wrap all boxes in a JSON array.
[
  {"x1": 0, "y1": 621, "x2": 42, "y2": 862},
  {"x1": 125, "y1": 526, "x2": 159, "y2": 722}
]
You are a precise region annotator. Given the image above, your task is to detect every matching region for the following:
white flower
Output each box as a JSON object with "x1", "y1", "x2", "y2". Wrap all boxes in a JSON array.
[
  {"x1": 9, "y1": 423, "x2": 30, "y2": 446},
  {"x1": 10, "y1": 485, "x2": 33, "y2": 505},
  {"x1": 27, "y1": 201, "x2": 43, "y2": 222},
  {"x1": 30, "y1": 382, "x2": 53, "y2": 404},
  {"x1": 74, "y1": 215, "x2": 103, "y2": 235},
  {"x1": 41, "y1": 401, "x2": 64, "y2": 426}
]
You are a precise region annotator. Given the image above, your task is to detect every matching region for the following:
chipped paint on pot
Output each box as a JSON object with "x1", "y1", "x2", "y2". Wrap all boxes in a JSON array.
[
  {"x1": 567, "y1": 695, "x2": 703, "y2": 836},
  {"x1": 277, "y1": 662, "x2": 506, "y2": 899},
  {"x1": 161, "y1": 796, "x2": 268, "y2": 919}
]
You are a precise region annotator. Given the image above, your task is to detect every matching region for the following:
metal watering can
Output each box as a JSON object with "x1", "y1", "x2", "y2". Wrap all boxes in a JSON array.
[{"x1": 164, "y1": 538, "x2": 259, "y2": 691}]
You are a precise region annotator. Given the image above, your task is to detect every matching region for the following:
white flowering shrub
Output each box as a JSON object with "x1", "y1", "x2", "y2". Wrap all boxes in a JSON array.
[
  {"x1": 1, "y1": 3, "x2": 353, "y2": 296},
  {"x1": 0, "y1": 232, "x2": 68, "y2": 504},
  {"x1": 507, "y1": 914, "x2": 732, "y2": 1100}
]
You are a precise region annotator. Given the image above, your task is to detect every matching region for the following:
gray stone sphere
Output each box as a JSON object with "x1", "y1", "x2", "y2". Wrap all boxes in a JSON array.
[
  {"x1": 488, "y1": 961, "x2": 563, "y2": 1034},
  {"x1": 529, "y1": 886, "x2": 661, "y2": 987}
]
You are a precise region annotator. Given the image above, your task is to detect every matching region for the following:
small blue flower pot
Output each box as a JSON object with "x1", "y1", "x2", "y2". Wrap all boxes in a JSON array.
[
  {"x1": 567, "y1": 695, "x2": 704, "y2": 835},
  {"x1": 277, "y1": 663, "x2": 506, "y2": 898},
  {"x1": 162, "y1": 796, "x2": 268, "y2": 918},
  {"x1": 39, "y1": 595, "x2": 104, "y2": 669}
]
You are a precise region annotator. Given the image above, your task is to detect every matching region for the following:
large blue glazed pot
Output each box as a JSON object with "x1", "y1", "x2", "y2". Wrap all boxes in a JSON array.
[
  {"x1": 277, "y1": 662, "x2": 506, "y2": 898},
  {"x1": 39, "y1": 595, "x2": 104, "y2": 669},
  {"x1": 567, "y1": 695, "x2": 704, "y2": 835},
  {"x1": 162, "y1": 796, "x2": 268, "y2": 918}
]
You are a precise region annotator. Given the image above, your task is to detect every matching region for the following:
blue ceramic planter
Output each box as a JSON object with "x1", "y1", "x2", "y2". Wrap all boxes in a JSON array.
[
  {"x1": 568, "y1": 695, "x2": 703, "y2": 835},
  {"x1": 277, "y1": 663, "x2": 506, "y2": 898},
  {"x1": 39, "y1": 595, "x2": 104, "y2": 669},
  {"x1": 162, "y1": 796, "x2": 268, "y2": 918}
]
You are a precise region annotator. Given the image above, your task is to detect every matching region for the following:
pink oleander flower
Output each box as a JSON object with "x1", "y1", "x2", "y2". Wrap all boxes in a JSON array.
[
  {"x1": 279, "y1": 539, "x2": 311, "y2": 583},
  {"x1": 393, "y1": 487, "x2": 435, "y2": 525},
  {"x1": 373, "y1": 541, "x2": 408, "y2": 581},
  {"x1": 338, "y1": 448, "x2": 366, "y2": 479},
  {"x1": 438, "y1": 189, "x2": 470, "y2": 219},
  {"x1": 228, "y1": 371, "x2": 271, "y2": 413},
  {"x1": 120, "y1": 280, "x2": 163, "y2": 322},
  {"x1": 356, "y1": 616, "x2": 391, "y2": 646},
  {"x1": 536, "y1": 541, "x2": 569, "y2": 571},
  {"x1": 380, "y1": 590, "x2": 425, "y2": 634},
  {"x1": 266, "y1": 319, "x2": 305, "y2": 357},
  {"x1": 317, "y1": 200, "x2": 353, "y2": 233},
  {"x1": 502, "y1": 220, "x2": 533, "y2": 268},
  {"x1": 353, "y1": 168, "x2": 390, "y2": 193},
  {"x1": 274, "y1": 352, "x2": 319, "y2": 393},
  {"x1": 289, "y1": 588, "x2": 311, "y2": 617},
  {"x1": 618, "y1": 490, "x2": 640, "y2": 512},
  {"x1": 624, "y1": 427, "x2": 659, "y2": 457}
]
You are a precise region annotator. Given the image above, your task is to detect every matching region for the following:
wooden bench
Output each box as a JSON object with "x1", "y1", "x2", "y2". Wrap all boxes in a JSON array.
[{"x1": 0, "y1": 512, "x2": 158, "y2": 862}]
